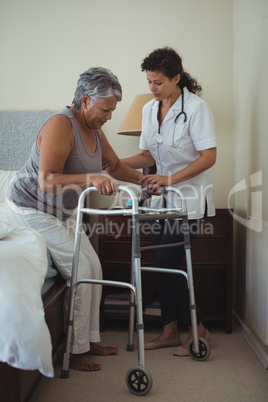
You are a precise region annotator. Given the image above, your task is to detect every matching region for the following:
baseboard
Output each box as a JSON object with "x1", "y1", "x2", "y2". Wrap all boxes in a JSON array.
[{"x1": 233, "y1": 312, "x2": 268, "y2": 369}]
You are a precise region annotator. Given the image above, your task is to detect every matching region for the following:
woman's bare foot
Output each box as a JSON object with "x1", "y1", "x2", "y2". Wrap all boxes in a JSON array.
[
  {"x1": 69, "y1": 353, "x2": 101, "y2": 371},
  {"x1": 88, "y1": 343, "x2": 118, "y2": 356}
]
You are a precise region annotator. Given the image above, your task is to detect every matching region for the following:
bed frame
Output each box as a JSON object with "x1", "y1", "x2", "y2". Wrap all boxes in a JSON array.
[{"x1": 0, "y1": 111, "x2": 67, "y2": 402}]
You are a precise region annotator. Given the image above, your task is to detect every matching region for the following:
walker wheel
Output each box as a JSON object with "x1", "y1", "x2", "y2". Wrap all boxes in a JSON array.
[
  {"x1": 126, "y1": 366, "x2": 153, "y2": 395},
  {"x1": 188, "y1": 338, "x2": 211, "y2": 361}
]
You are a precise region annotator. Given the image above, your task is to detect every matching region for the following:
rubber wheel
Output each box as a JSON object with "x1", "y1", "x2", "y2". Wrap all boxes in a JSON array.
[
  {"x1": 126, "y1": 366, "x2": 153, "y2": 395},
  {"x1": 188, "y1": 337, "x2": 211, "y2": 361}
]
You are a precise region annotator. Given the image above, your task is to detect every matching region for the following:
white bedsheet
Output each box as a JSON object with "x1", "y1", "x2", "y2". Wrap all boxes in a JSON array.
[{"x1": 0, "y1": 221, "x2": 54, "y2": 377}]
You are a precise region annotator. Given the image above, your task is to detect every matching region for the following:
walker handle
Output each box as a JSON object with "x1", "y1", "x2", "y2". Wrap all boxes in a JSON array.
[{"x1": 137, "y1": 186, "x2": 187, "y2": 212}]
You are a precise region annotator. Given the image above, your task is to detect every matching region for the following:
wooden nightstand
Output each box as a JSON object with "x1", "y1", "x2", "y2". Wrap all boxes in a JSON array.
[{"x1": 98, "y1": 209, "x2": 233, "y2": 333}]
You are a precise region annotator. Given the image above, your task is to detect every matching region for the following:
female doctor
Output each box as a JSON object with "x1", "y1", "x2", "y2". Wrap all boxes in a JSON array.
[{"x1": 122, "y1": 47, "x2": 217, "y2": 356}]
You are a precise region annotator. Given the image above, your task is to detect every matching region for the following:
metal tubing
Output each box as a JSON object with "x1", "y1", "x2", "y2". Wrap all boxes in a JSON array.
[
  {"x1": 139, "y1": 212, "x2": 183, "y2": 221},
  {"x1": 61, "y1": 185, "x2": 138, "y2": 376},
  {"x1": 185, "y1": 248, "x2": 199, "y2": 353},
  {"x1": 61, "y1": 184, "x2": 198, "y2": 378},
  {"x1": 61, "y1": 200, "x2": 84, "y2": 376},
  {"x1": 141, "y1": 266, "x2": 188, "y2": 282},
  {"x1": 138, "y1": 207, "x2": 182, "y2": 215},
  {"x1": 140, "y1": 241, "x2": 186, "y2": 252},
  {"x1": 81, "y1": 207, "x2": 132, "y2": 216},
  {"x1": 61, "y1": 284, "x2": 77, "y2": 376},
  {"x1": 127, "y1": 269, "x2": 135, "y2": 350},
  {"x1": 165, "y1": 186, "x2": 187, "y2": 211},
  {"x1": 72, "y1": 279, "x2": 136, "y2": 294},
  {"x1": 130, "y1": 197, "x2": 146, "y2": 367},
  {"x1": 134, "y1": 256, "x2": 145, "y2": 367},
  {"x1": 127, "y1": 234, "x2": 136, "y2": 350}
]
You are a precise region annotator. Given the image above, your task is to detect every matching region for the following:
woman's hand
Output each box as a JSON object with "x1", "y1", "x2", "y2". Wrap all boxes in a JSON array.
[
  {"x1": 139, "y1": 147, "x2": 217, "y2": 193},
  {"x1": 91, "y1": 175, "x2": 117, "y2": 196},
  {"x1": 139, "y1": 174, "x2": 170, "y2": 194}
]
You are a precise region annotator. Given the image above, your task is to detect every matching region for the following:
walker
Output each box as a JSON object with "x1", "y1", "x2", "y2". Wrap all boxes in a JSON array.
[{"x1": 61, "y1": 185, "x2": 211, "y2": 396}]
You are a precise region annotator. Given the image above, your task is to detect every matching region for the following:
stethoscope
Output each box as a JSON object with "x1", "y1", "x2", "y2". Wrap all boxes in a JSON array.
[{"x1": 155, "y1": 89, "x2": 187, "y2": 148}]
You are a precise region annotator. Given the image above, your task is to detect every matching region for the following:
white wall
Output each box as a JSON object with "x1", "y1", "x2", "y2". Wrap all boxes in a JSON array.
[
  {"x1": 0, "y1": 0, "x2": 234, "y2": 209},
  {"x1": 232, "y1": 0, "x2": 268, "y2": 367}
]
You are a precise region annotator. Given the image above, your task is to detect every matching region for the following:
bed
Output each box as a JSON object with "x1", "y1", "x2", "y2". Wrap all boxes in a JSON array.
[{"x1": 0, "y1": 112, "x2": 66, "y2": 402}]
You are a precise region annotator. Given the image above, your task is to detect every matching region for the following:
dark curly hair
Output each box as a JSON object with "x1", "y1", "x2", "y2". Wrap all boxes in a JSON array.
[{"x1": 141, "y1": 47, "x2": 202, "y2": 95}]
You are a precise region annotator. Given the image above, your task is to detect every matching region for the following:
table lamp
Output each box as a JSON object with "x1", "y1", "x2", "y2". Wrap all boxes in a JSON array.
[{"x1": 117, "y1": 94, "x2": 153, "y2": 136}]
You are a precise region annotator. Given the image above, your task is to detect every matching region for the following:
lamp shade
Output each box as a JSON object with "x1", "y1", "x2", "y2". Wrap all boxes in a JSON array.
[{"x1": 117, "y1": 93, "x2": 154, "y2": 136}]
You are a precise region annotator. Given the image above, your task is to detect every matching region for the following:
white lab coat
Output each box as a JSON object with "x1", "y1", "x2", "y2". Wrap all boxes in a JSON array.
[{"x1": 139, "y1": 87, "x2": 217, "y2": 219}]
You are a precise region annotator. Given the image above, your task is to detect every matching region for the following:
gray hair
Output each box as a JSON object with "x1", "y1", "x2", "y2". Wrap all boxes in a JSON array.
[{"x1": 72, "y1": 67, "x2": 122, "y2": 109}]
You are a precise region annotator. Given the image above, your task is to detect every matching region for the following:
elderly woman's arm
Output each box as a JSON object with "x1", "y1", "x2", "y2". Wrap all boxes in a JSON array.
[
  {"x1": 38, "y1": 116, "x2": 118, "y2": 195},
  {"x1": 99, "y1": 129, "x2": 144, "y2": 184}
]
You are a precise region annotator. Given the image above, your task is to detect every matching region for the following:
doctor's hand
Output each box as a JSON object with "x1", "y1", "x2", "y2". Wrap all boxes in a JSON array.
[{"x1": 139, "y1": 174, "x2": 169, "y2": 195}]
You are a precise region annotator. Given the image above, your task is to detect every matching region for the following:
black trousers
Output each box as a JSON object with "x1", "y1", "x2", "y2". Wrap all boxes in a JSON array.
[{"x1": 151, "y1": 219, "x2": 202, "y2": 327}]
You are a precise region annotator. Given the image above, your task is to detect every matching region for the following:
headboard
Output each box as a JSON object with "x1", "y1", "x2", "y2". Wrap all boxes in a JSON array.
[{"x1": 0, "y1": 111, "x2": 55, "y2": 170}]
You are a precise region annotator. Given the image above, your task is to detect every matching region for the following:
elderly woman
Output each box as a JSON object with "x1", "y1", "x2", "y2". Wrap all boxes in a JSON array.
[{"x1": 6, "y1": 67, "x2": 143, "y2": 372}]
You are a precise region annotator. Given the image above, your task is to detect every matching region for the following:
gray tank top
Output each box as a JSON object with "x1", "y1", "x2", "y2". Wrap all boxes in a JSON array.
[{"x1": 7, "y1": 106, "x2": 102, "y2": 221}]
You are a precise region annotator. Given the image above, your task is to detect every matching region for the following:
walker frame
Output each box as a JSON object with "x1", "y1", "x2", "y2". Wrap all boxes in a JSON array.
[{"x1": 60, "y1": 185, "x2": 210, "y2": 395}]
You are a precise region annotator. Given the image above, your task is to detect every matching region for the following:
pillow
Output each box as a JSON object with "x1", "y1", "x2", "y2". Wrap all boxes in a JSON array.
[
  {"x1": 0, "y1": 225, "x2": 54, "y2": 377},
  {"x1": 0, "y1": 170, "x2": 17, "y2": 203}
]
